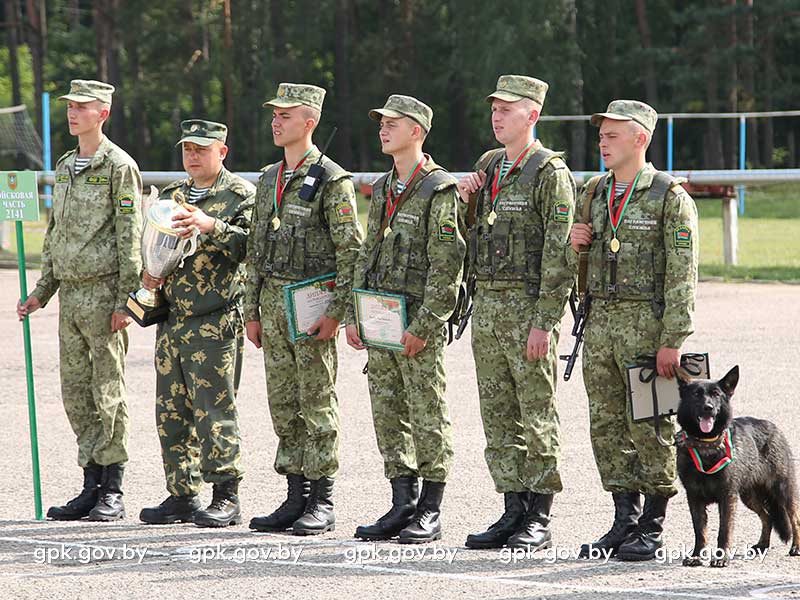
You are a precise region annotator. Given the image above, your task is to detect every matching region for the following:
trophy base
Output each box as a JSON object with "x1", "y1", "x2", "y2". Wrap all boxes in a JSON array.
[{"x1": 125, "y1": 292, "x2": 169, "y2": 327}]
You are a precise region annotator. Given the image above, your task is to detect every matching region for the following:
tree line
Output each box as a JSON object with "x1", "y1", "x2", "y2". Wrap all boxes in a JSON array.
[{"x1": 2, "y1": 0, "x2": 799, "y2": 173}]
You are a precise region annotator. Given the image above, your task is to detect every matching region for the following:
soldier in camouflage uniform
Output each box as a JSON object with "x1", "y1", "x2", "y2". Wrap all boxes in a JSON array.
[
  {"x1": 246, "y1": 83, "x2": 364, "y2": 536},
  {"x1": 346, "y1": 95, "x2": 465, "y2": 544},
  {"x1": 457, "y1": 76, "x2": 575, "y2": 550},
  {"x1": 17, "y1": 80, "x2": 142, "y2": 521},
  {"x1": 137, "y1": 120, "x2": 254, "y2": 527},
  {"x1": 570, "y1": 100, "x2": 698, "y2": 561}
]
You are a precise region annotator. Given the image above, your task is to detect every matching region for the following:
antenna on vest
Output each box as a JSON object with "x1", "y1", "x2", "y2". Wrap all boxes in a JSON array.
[{"x1": 299, "y1": 127, "x2": 338, "y2": 202}]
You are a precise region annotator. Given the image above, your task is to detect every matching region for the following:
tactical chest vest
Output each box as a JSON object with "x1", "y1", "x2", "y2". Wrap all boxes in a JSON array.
[
  {"x1": 366, "y1": 169, "x2": 455, "y2": 301},
  {"x1": 470, "y1": 147, "x2": 559, "y2": 296},
  {"x1": 253, "y1": 156, "x2": 345, "y2": 280},
  {"x1": 586, "y1": 171, "x2": 677, "y2": 313}
]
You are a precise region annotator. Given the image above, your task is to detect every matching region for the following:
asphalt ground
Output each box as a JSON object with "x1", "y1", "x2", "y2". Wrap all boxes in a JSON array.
[{"x1": 1, "y1": 270, "x2": 799, "y2": 600}]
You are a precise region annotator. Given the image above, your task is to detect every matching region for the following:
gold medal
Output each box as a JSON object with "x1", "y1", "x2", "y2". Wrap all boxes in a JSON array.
[
  {"x1": 384, "y1": 226, "x2": 392, "y2": 237},
  {"x1": 610, "y1": 237, "x2": 621, "y2": 253},
  {"x1": 487, "y1": 211, "x2": 497, "y2": 225},
  {"x1": 271, "y1": 216, "x2": 281, "y2": 230}
]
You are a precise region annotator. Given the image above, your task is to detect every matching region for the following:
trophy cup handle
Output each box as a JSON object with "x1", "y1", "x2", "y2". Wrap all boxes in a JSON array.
[
  {"x1": 178, "y1": 228, "x2": 199, "y2": 269},
  {"x1": 142, "y1": 185, "x2": 158, "y2": 215}
]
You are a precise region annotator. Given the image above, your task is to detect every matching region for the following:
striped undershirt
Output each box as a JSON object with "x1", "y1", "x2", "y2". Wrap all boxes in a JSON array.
[
  {"x1": 188, "y1": 185, "x2": 210, "y2": 203},
  {"x1": 284, "y1": 168, "x2": 295, "y2": 182},
  {"x1": 613, "y1": 181, "x2": 630, "y2": 198},
  {"x1": 74, "y1": 156, "x2": 92, "y2": 173}
]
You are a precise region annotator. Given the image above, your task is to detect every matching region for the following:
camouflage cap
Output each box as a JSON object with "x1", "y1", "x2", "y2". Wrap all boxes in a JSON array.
[
  {"x1": 591, "y1": 99, "x2": 658, "y2": 133},
  {"x1": 176, "y1": 119, "x2": 228, "y2": 147},
  {"x1": 58, "y1": 79, "x2": 115, "y2": 104},
  {"x1": 263, "y1": 83, "x2": 326, "y2": 112},
  {"x1": 486, "y1": 75, "x2": 548, "y2": 106},
  {"x1": 369, "y1": 95, "x2": 433, "y2": 132}
]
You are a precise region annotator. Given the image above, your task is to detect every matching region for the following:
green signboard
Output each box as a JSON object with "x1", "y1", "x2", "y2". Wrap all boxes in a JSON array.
[{"x1": 0, "y1": 170, "x2": 39, "y2": 222}]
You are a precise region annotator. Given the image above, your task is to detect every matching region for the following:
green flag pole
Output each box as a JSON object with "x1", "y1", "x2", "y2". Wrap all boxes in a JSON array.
[{"x1": 16, "y1": 220, "x2": 43, "y2": 520}]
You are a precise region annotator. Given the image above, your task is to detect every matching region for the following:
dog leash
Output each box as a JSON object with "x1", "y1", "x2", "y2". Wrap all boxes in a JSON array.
[{"x1": 632, "y1": 353, "x2": 707, "y2": 447}]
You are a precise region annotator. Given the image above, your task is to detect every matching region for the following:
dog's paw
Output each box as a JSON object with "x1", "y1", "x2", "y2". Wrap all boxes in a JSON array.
[
  {"x1": 682, "y1": 556, "x2": 703, "y2": 567},
  {"x1": 710, "y1": 557, "x2": 729, "y2": 568},
  {"x1": 751, "y1": 543, "x2": 769, "y2": 552},
  {"x1": 789, "y1": 546, "x2": 800, "y2": 557}
]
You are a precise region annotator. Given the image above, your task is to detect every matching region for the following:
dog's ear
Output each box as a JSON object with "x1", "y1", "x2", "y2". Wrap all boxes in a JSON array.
[
  {"x1": 675, "y1": 366, "x2": 692, "y2": 387},
  {"x1": 719, "y1": 365, "x2": 739, "y2": 397}
]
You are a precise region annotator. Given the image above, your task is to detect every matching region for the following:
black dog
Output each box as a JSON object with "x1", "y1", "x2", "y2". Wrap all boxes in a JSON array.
[{"x1": 676, "y1": 365, "x2": 800, "y2": 567}]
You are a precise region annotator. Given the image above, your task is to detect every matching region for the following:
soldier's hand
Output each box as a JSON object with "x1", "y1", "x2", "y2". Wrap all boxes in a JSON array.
[
  {"x1": 345, "y1": 324, "x2": 365, "y2": 351},
  {"x1": 142, "y1": 271, "x2": 164, "y2": 290},
  {"x1": 400, "y1": 331, "x2": 427, "y2": 358},
  {"x1": 246, "y1": 320, "x2": 262, "y2": 349},
  {"x1": 110, "y1": 311, "x2": 132, "y2": 332},
  {"x1": 309, "y1": 316, "x2": 340, "y2": 340},
  {"x1": 172, "y1": 204, "x2": 216, "y2": 237},
  {"x1": 657, "y1": 346, "x2": 681, "y2": 379},
  {"x1": 570, "y1": 223, "x2": 593, "y2": 252},
  {"x1": 526, "y1": 327, "x2": 550, "y2": 361},
  {"x1": 16, "y1": 296, "x2": 42, "y2": 321},
  {"x1": 456, "y1": 170, "x2": 487, "y2": 203}
]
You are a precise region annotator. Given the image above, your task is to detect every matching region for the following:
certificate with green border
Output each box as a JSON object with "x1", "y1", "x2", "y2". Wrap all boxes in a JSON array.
[
  {"x1": 353, "y1": 288, "x2": 408, "y2": 351},
  {"x1": 283, "y1": 273, "x2": 337, "y2": 342}
]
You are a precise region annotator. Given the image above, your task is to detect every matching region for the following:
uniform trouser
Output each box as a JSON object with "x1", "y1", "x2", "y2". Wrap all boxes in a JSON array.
[
  {"x1": 58, "y1": 277, "x2": 129, "y2": 468},
  {"x1": 471, "y1": 287, "x2": 563, "y2": 494},
  {"x1": 260, "y1": 279, "x2": 339, "y2": 480},
  {"x1": 154, "y1": 307, "x2": 245, "y2": 497},
  {"x1": 582, "y1": 299, "x2": 677, "y2": 497},
  {"x1": 366, "y1": 326, "x2": 454, "y2": 483}
]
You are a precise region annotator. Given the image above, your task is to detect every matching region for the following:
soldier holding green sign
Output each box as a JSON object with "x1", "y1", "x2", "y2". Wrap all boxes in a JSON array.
[{"x1": 16, "y1": 79, "x2": 142, "y2": 522}]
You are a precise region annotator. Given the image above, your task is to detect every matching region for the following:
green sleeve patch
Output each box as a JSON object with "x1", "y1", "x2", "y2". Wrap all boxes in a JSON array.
[
  {"x1": 673, "y1": 225, "x2": 692, "y2": 248},
  {"x1": 335, "y1": 201, "x2": 355, "y2": 223},
  {"x1": 117, "y1": 194, "x2": 136, "y2": 214},
  {"x1": 553, "y1": 201, "x2": 571, "y2": 223},
  {"x1": 55, "y1": 174, "x2": 70, "y2": 184},
  {"x1": 438, "y1": 219, "x2": 457, "y2": 242}
]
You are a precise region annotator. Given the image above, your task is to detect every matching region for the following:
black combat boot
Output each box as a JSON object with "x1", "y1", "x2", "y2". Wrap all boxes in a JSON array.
[
  {"x1": 250, "y1": 474, "x2": 310, "y2": 532},
  {"x1": 465, "y1": 491, "x2": 530, "y2": 549},
  {"x1": 398, "y1": 480, "x2": 445, "y2": 544},
  {"x1": 293, "y1": 476, "x2": 335, "y2": 535},
  {"x1": 506, "y1": 493, "x2": 554, "y2": 550},
  {"x1": 47, "y1": 463, "x2": 103, "y2": 521},
  {"x1": 579, "y1": 492, "x2": 642, "y2": 558},
  {"x1": 355, "y1": 477, "x2": 419, "y2": 540},
  {"x1": 616, "y1": 494, "x2": 669, "y2": 561},
  {"x1": 88, "y1": 464, "x2": 126, "y2": 521},
  {"x1": 140, "y1": 495, "x2": 202, "y2": 524},
  {"x1": 194, "y1": 478, "x2": 242, "y2": 528}
]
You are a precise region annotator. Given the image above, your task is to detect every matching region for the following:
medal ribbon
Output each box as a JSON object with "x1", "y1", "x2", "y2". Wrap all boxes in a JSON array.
[
  {"x1": 490, "y1": 140, "x2": 535, "y2": 209},
  {"x1": 386, "y1": 155, "x2": 425, "y2": 221},
  {"x1": 606, "y1": 168, "x2": 643, "y2": 239},
  {"x1": 273, "y1": 146, "x2": 315, "y2": 215},
  {"x1": 683, "y1": 429, "x2": 735, "y2": 475}
]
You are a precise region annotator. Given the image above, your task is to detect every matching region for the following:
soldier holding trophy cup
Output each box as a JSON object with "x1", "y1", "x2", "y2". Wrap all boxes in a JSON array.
[{"x1": 130, "y1": 119, "x2": 255, "y2": 528}]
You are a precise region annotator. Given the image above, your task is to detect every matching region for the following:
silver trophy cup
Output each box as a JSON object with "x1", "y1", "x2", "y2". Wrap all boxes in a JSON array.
[{"x1": 126, "y1": 186, "x2": 199, "y2": 325}]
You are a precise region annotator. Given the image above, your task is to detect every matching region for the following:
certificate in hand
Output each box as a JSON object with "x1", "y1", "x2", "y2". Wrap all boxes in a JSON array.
[
  {"x1": 353, "y1": 288, "x2": 408, "y2": 351},
  {"x1": 283, "y1": 273, "x2": 337, "y2": 342}
]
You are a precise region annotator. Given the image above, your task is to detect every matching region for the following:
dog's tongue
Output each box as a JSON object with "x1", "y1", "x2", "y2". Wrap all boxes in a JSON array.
[{"x1": 700, "y1": 416, "x2": 715, "y2": 434}]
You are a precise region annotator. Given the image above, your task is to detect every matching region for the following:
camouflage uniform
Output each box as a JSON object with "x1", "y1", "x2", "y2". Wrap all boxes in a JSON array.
[
  {"x1": 469, "y1": 77, "x2": 575, "y2": 496},
  {"x1": 244, "y1": 85, "x2": 364, "y2": 482},
  {"x1": 577, "y1": 109, "x2": 698, "y2": 496},
  {"x1": 32, "y1": 103, "x2": 142, "y2": 469},
  {"x1": 154, "y1": 159, "x2": 254, "y2": 497},
  {"x1": 350, "y1": 100, "x2": 465, "y2": 482}
]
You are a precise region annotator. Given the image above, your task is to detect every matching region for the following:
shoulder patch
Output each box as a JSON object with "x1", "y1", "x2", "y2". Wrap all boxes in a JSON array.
[
  {"x1": 438, "y1": 218, "x2": 457, "y2": 242},
  {"x1": 335, "y1": 201, "x2": 355, "y2": 223},
  {"x1": 117, "y1": 194, "x2": 136, "y2": 214},
  {"x1": 553, "y1": 200, "x2": 571, "y2": 223},
  {"x1": 55, "y1": 174, "x2": 70, "y2": 184},
  {"x1": 673, "y1": 225, "x2": 692, "y2": 248}
]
